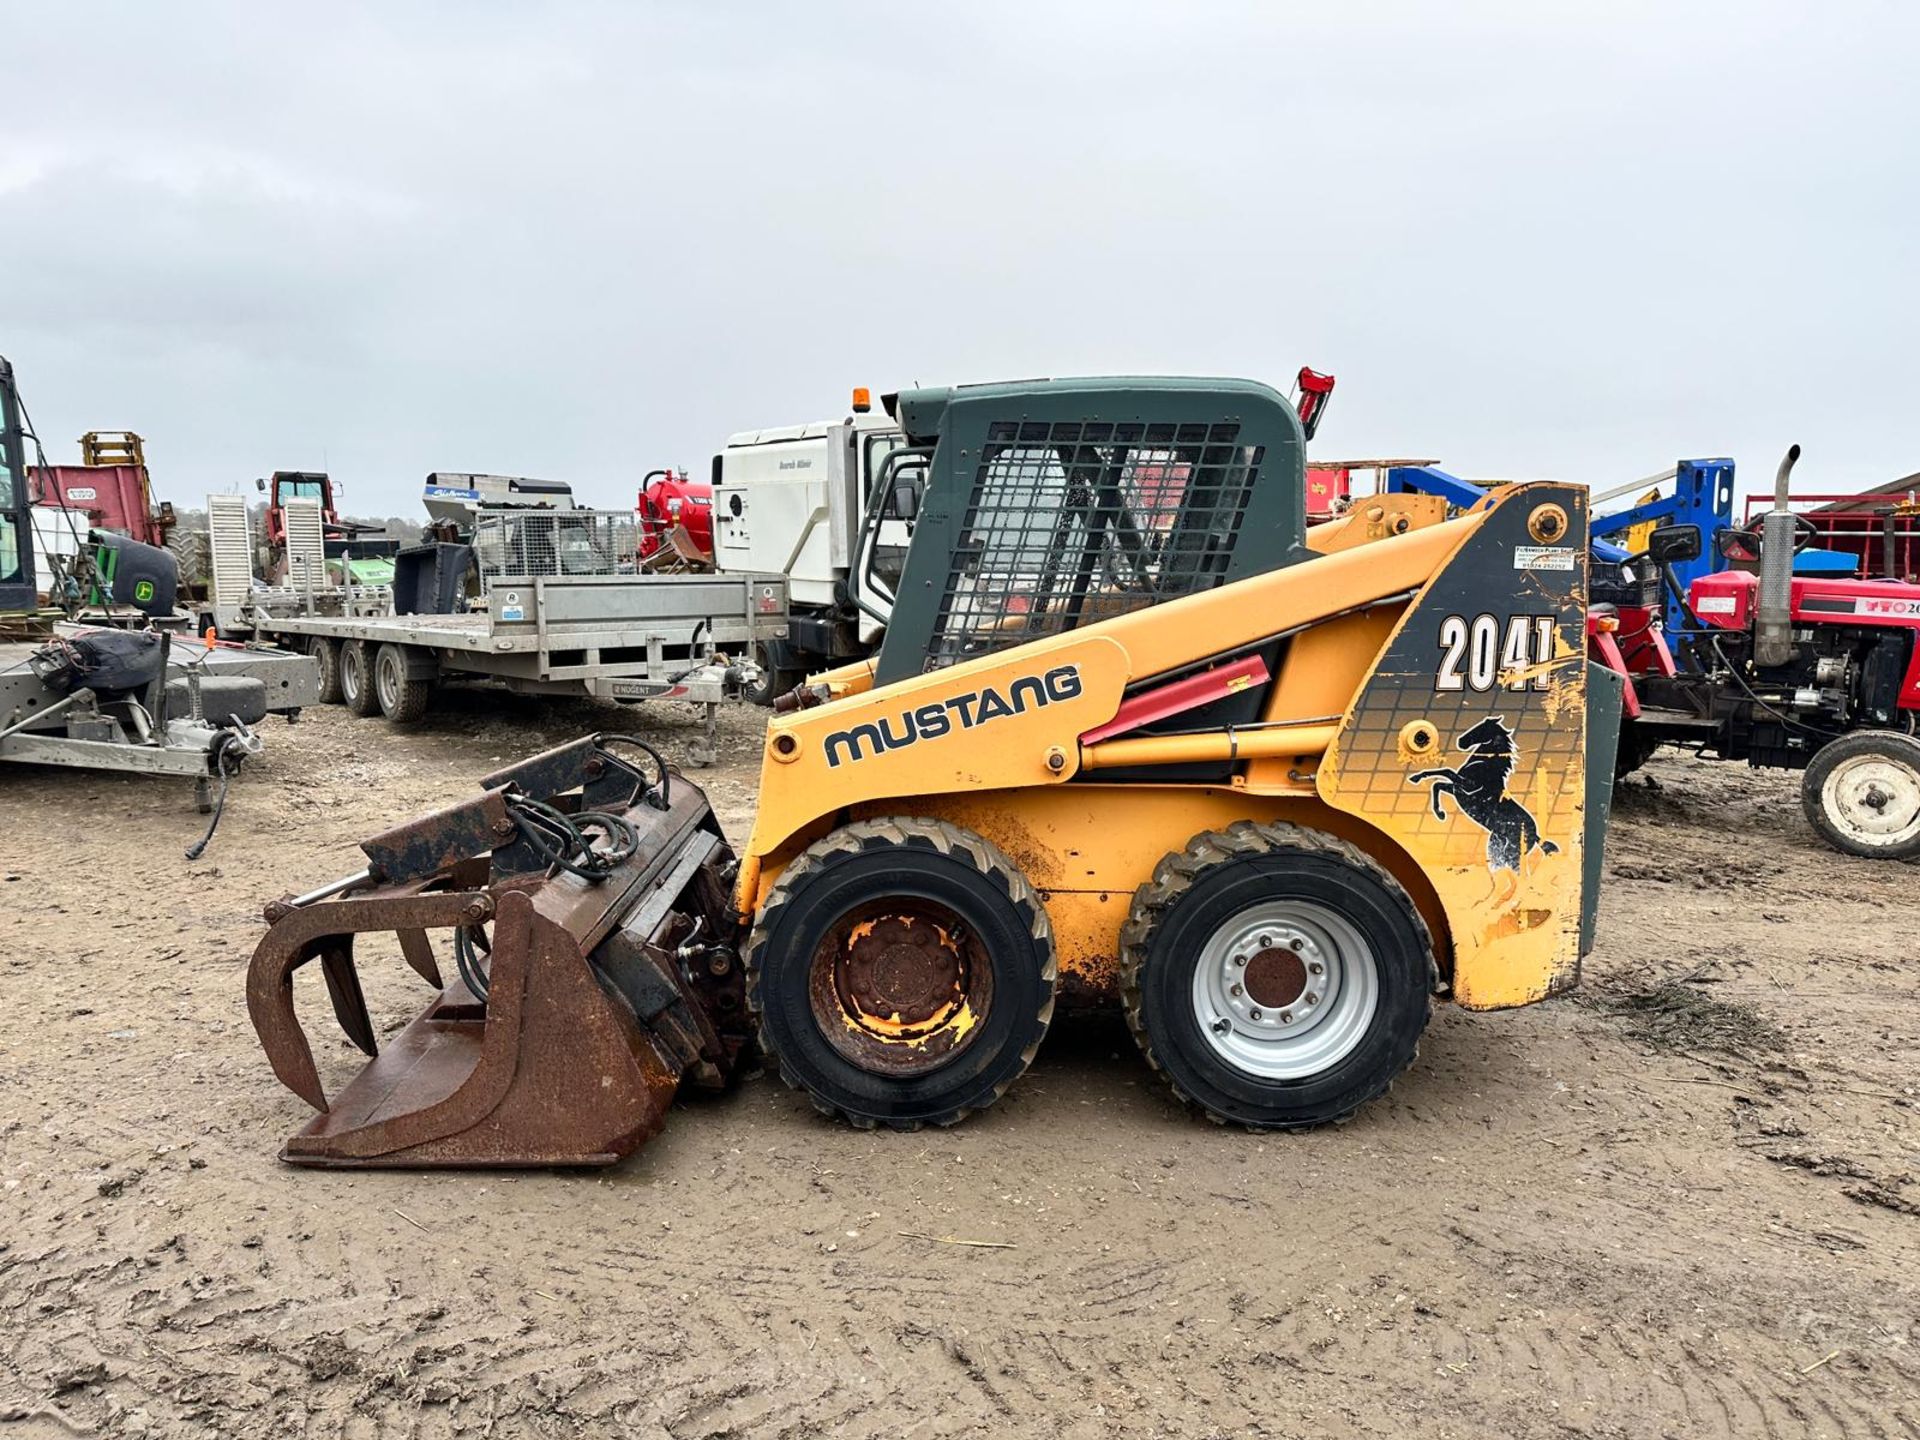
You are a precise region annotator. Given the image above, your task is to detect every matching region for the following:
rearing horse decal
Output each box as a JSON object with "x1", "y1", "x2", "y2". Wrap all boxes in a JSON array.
[{"x1": 1409, "y1": 715, "x2": 1559, "y2": 873}]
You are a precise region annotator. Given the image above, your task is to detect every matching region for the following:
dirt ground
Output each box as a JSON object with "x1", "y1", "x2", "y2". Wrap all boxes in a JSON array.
[{"x1": 2, "y1": 691, "x2": 1917, "y2": 1439}]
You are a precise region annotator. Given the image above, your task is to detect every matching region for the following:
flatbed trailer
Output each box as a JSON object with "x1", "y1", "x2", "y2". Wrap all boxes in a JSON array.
[
  {"x1": 229, "y1": 572, "x2": 787, "y2": 764},
  {"x1": 1, "y1": 630, "x2": 317, "y2": 810}
]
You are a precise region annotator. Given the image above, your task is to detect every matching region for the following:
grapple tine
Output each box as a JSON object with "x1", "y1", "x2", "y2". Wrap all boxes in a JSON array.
[
  {"x1": 318, "y1": 941, "x2": 377, "y2": 1057},
  {"x1": 247, "y1": 889, "x2": 486, "y2": 1115},
  {"x1": 397, "y1": 930, "x2": 444, "y2": 988},
  {"x1": 246, "y1": 937, "x2": 332, "y2": 1114}
]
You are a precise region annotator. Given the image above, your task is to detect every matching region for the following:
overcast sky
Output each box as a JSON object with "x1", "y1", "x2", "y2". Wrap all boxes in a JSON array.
[{"x1": 3, "y1": 2, "x2": 1914, "y2": 515}]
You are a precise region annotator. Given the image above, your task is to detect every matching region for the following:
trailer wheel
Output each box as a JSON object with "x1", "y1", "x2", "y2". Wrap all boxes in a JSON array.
[
  {"x1": 1120, "y1": 821, "x2": 1435, "y2": 1130},
  {"x1": 746, "y1": 818, "x2": 1055, "y2": 1130},
  {"x1": 308, "y1": 637, "x2": 343, "y2": 705},
  {"x1": 374, "y1": 644, "x2": 435, "y2": 723},
  {"x1": 339, "y1": 640, "x2": 380, "y2": 717},
  {"x1": 1801, "y1": 730, "x2": 1920, "y2": 859}
]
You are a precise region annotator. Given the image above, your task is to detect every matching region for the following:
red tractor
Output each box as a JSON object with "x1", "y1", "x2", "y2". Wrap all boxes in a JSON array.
[
  {"x1": 636, "y1": 467, "x2": 713, "y2": 567},
  {"x1": 1593, "y1": 445, "x2": 1920, "y2": 858},
  {"x1": 254, "y1": 471, "x2": 399, "y2": 584}
]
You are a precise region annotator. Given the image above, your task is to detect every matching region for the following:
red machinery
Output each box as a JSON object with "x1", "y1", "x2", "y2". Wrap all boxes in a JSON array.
[
  {"x1": 1738, "y1": 487, "x2": 1920, "y2": 582},
  {"x1": 637, "y1": 467, "x2": 713, "y2": 565},
  {"x1": 255, "y1": 471, "x2": 398, "y2": 581},
  {"x1": 1592, "y1": 447, "x2": 1920, "y2": 858},
  {"x1": 1292, "y1": 366, "x2": 1335, "y2": 441},
  {"x1": 31, "y1": 431, "x2": 177, "y2": 551}
]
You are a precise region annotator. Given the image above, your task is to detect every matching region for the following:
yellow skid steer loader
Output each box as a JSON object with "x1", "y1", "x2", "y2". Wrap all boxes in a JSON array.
[{"x1": 247, "y1": 376, "x2": 1619, "y2": 1166}]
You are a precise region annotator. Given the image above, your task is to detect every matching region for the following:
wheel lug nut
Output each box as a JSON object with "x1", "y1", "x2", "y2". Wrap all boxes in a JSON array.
[
  {"x1": 1279, "y1": 1010, "x2": 1293, "y2": 1023},
  {"x1": 1250, "y1": 1008, "x2": 1263, "y2": 1021},
  {"x1": 1308, "y1": 961, "x2": 1324, "y2": 976},
  {"x1": 1233, "y1": 954, "x2": 1246, "y2": 967},
  {"x1": 1230, "y1": 983, "x2": 1243, "y2": 997},
  {"x1": 1304, "y1": 992, "x2": 1319, "y2": 1006},
  {"x1": 1258, "y1": 934, "x2": 1272, "y2": 948},
  {"x1": 1289, "y1": 938, "x2": 1304, "y2": 952}
]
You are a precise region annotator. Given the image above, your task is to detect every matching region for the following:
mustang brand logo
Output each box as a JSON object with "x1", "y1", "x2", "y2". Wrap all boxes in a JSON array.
[
  {"x1": 824, "y1": 665, "x2": 1083, "y2": 768},
  {"x1": 1408, "y1": 715, "x2": 1559, "y2": 873}
]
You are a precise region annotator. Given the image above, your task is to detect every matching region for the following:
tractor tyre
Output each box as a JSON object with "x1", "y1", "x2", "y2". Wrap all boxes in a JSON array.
[
  {"x1": 339, "y1": 640, "x2": 380, "y2": 717},
  {"x1": 166, "y1": 528, "x2": 210, "y2": 591},
  {"x1": 1120, "y1": 821, "x2": 1435, "y2": 1130},
  {"x1": 1800, "y1": 730, "x2": 1920, "y2": 859},
  {"x1": 374, "y1": 643, "x2": 435, "y2": 723},
  {"x1": 308, "y1": 637, "x2": 343, "y2": 705},
  {"x1": 746, "y1": 817, "x2": 1055, "y2": 1130}
]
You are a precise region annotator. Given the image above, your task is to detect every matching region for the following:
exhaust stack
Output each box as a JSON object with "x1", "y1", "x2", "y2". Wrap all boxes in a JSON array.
[{"x1": 1753, "y1": 444, "x2": 1801, "y2": 668}]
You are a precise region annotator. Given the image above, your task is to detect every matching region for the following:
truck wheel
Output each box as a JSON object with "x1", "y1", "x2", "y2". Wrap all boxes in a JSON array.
[
  {"x1": 746, "y1": 818, "x2": 1056, "y2": 1130},
  {"x1": 1120, "y1": 821, "x2": 1435, "y2": 1130},
  {"x1": 1801, "y1": 731, "x2": 1920, "y2": 859},
  {"x1": 374, "y1": 643, "x2": 435, "y2": 723},
  {"x1": 339, "y1": 640, "x2": 380, "y2": 717},
  {"x1": 746, "y1": 639, "x2": 803, "y2": 707},
  {"x1": 308, "y1": 637, "x2": 343, "y2": 704}
]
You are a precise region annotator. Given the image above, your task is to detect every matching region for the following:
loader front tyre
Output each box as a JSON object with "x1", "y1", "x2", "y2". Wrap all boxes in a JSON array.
[
  {"x1": 308, "y1": 637, "x2": 342, "y2": 705},
  {"x1": 747, "y1": 818, "x2": 1056, "y2": 1130},
  {"x1": 1121, "y1": 822, "x2": 1434, "y2": 1130},
  {"x1": 1800, "y1": 730, "x2": 1920, "y2": 859},
  {"x1": 339, "y1": 640, "x2": 380, "y2": 717},
  {"x1": 374, "y1": 643, "x2": 435, "y2": 722}
]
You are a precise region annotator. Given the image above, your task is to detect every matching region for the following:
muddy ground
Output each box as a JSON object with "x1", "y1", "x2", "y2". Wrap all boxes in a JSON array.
[{"x1": 2, "y1": 691, "x2": 1916, "y2": 1438}]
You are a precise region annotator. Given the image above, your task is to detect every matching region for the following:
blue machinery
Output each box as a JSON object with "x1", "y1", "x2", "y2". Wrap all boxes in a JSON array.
[{"x1": 1385, "y1": 459, "x2": 1736, "y2": 632}]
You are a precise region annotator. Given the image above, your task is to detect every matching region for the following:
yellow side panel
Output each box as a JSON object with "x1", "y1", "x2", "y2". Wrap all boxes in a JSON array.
[
  {"x1": 847, "y1": 785, "x2": 1453, "y2": 1005},
  {"x1": 1316, "y1": 483, "x2": 1591, "y2": 1010},
  {"x1": 1243, "y1": 606, "x2": 1405, "y2": 793},
  {"x1": 1305, "y1": 495, "x2": 1450, "y2": 554},
  {"x1": 744, "y1": 517, "x2": 1477, "y2": 879},
  {"x1": 740, "y1": 634, "x2": 1133, "y2": 873}
]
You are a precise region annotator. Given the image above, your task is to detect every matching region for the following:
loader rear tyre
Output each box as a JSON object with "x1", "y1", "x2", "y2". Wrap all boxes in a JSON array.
[
  {"x1": 339, "y1": 640, "x2": 380, "y2": 717},
  {"x1": 308, "y1": 637, "x2": 343, "y2": 705},
  {"x1": 747, "y1": 818, "x2": 1055, "y2": 1130},
  {"x1": 1120, "y1": 822, "x2": 1435, "y2": 1130},
  {"x1": 374, "y1": 643, "x2": 435, "y2": 722},
  {"x1": 1800, "y1": 730, "x2": 1920, "y2": 859}
]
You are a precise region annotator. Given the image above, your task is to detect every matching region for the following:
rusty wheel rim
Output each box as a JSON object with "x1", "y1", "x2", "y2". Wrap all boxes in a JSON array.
[{"x1": 807, "y1": 900, "x2": 993, "y2": 1076}]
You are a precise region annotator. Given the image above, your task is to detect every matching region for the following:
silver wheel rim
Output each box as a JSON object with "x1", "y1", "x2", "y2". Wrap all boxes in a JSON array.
[
  {"x1": 1822, "y1": 751, "x2": 1920, "y2": 849},
  {"x1": 1189, "y1": 899, "x2": 1379, "y2": 1080},
  {"x1": 343, "y1": 650, "x2": 362, "y2": 701},
  {"x1": 377, "y1": 653, "x2": 398, "y2": 710}
]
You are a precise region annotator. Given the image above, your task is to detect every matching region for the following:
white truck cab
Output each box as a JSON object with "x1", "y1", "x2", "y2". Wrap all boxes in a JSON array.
[{"x1": 711, "y1": 394, "x2": 912, "y2": 696}]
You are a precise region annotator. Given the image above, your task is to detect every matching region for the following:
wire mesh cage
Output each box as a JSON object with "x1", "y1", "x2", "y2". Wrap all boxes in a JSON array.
[
  {"x1": 470, "y1": 509, "x2": 639, "y2": 588},
  {"x1": 927, "y1": 420, "x2": 1263, "y2": 668}
]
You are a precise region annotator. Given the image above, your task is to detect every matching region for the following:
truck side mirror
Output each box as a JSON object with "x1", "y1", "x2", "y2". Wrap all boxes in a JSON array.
[
  {"x1": 889, "y1": 476, "x2": 921, "y2": 521},
  {"x1": 1647, "y1": 523, "x2": 1702, "y2": 565},
  {"x1": 256, "y1": 477, "x2": 267, "y2": 493}
]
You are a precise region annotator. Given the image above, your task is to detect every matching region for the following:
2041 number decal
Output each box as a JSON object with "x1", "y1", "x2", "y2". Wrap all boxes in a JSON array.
[{"x1": 1436, "y1": 613, "x2": 1558, "y2": 693}]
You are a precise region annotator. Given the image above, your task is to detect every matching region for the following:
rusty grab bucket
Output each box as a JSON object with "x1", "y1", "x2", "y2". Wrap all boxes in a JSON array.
[{"x1": 246, "y1": 735, "x2": 750, "y2": 1168}]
